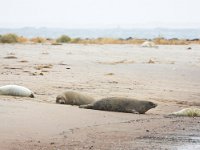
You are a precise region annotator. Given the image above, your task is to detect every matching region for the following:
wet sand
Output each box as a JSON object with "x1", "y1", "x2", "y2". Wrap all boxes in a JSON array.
[{"x1": 0, "y1": 44, "x2": 200, "y2": 149}]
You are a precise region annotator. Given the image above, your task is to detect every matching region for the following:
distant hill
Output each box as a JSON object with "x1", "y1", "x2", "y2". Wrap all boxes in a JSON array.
[{"x1": 0, "y1": 27, "x2": 200, "y2": 39}]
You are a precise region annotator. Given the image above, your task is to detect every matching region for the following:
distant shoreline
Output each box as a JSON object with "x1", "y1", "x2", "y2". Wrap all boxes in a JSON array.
[
  {"x1": 0, "y1": 27, "x2": 200, "y2": 39},
  {"x1": 0, "y1": 33, "x2": 200, "y2": 45}
]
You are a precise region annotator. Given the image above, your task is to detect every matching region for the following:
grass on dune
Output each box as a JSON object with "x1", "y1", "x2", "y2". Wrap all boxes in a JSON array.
[{"x1": 0, "y1": 33, "x2": 200, "y2": 45}]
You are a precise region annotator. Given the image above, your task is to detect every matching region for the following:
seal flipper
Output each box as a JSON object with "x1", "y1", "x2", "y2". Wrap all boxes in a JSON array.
[
  {"x1": 125, "y1": 109, "x2": 139, "y2": 114},
  {"x1": 132, "y1": 109, "x2": 140, "y2": 114},
  {"x1": 30, "y1": 93, "x2": 34, "y2": 98},
  {"x1": 79, "y1": 104, "x2": 93, "y2": 109}
]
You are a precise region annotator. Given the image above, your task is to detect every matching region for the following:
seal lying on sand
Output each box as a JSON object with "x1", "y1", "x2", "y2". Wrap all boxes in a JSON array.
[
  {"x1": 0, "y1": 85, "x2": 34, "y2": 98},
  {"x1": 79, "y1": 97, "x2": 157, "y2": 114},
  {"x1": 172, "y1": 108, "x2": 200, "y2": 117},
  {"x1": 56, "y1": 91, "x2": 95, "y2": 106},
  {"x1": 141, "y1": 41, "x2": 158, "y2": 48}
]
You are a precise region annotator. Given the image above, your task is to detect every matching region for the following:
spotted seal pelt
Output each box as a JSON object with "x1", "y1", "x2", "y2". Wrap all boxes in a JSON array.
[
  {"x1": 0, "y1": 85, "x2": 34, "y2": 98},
  {"x1": 56, "y1": 91, "x2": 95, "y2": 106},
  {"x1": 172, "y1": 108, "x2": 200, "y2": 117},
  {"x1": 79, "y1": 97, "x2": 157, "y2": 114}
]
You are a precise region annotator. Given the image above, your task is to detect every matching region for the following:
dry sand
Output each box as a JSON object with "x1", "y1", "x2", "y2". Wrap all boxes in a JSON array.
[{"x1": 0, "y1": 43, "x2": 200, "y2": 149}]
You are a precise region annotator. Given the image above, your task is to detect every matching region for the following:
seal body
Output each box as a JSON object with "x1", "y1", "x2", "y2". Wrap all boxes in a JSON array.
[
  {"x1": 172, "y1": 108, "x2": 200, "y2": 117},
  {"x1": 79, "y1": 97, "x2": 157, "y2": 114},
  {"x1": 0, "y1": 85, "x2": 34, "y2": 98},
  {"x1": 56, "y1": 91, "x2": 95, "y2": 106},
  {"x1": 141, "y1": 41, "x2": 158, "y2": 48}
]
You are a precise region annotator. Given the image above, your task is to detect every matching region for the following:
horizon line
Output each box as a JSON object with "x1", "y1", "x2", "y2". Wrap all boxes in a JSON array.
[{"x1": 0, "y1": 26, "x2": 200, "y2": 29}]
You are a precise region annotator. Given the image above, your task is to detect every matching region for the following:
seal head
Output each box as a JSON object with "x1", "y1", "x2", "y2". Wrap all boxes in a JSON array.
[
  {"x1": 56, "y1": 95, "x2": 66, "y2": 104},
  {"x1": 56, "y1": 91, "x2": 95, "y2": 106}
]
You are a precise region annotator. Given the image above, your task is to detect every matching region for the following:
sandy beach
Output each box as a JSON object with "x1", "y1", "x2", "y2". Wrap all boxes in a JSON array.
[{"x1": 0, "y1": 43, "x2": 200, "y2": 149}]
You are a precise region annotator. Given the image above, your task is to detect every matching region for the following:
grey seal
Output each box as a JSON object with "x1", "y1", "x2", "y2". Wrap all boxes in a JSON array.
[
  {"x1": 79, "y1": 97, "x2": 157, "y2": 114},
  {"x1": 56, "y1": 91, "x2": 95, "y2": 106}
]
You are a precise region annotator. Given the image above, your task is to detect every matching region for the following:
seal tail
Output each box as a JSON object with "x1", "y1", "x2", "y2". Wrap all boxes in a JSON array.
[{"x1": 79, "y1": 104, "x2": 93, "y2": 109}]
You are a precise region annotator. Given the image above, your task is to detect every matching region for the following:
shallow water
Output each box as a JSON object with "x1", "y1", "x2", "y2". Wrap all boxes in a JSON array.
[{"x1": 1, "y1": 28, "x2": 200, "y2": 39}]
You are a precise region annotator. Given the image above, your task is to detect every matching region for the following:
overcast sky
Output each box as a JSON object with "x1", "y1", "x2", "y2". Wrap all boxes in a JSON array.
[{"x1": 0, "y1": 0, "x2": 200, "y2": 28}]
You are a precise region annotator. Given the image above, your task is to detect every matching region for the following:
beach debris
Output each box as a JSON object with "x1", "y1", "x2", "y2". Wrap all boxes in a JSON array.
[
  {"x1": 41, "y1": 70, "x2": 49, "y2": 72},
  {"x1": 51, "y1": 42, "x2": 62, "y2": 45},
  {"x1": 31, "y1": 72, "x2": 37, "y2": 76},
  {"x1": 7, "y1": 52, "x2": 15, "y2": 55},
  {"x1": 4, "y1": 67, "x2": 22, "y2": 70},
  {"x1": 105, "y1": 73, "x2": 114, "y2": 76},
  {"x1": 58, "y1": 61, "x2": 69, "y2": 66},
  {"x1": 31, "y1": 71, "x2": 44, "y2": 76},
  {"x1": 4, "y1": 56, "x2": 18, "y2": 59},
  {"x1": 18, "y1": 60, "x2": 28, "y2": 63},
  {"x1": 108, "y1": 81, "x2": 118, "y2": 84},
  {"x1": 98, "y1": 59, "x2": 134, "y2": 65},
  {"x1": 4, "y1": 52, "x2": 18, "y2": 59},
  {"x1": 148, "y1": 59, "x2": 155, "y2": 64},
  {"x1": 34, "y1": 64, "x2": 53, "y2": 70}
]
